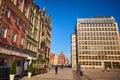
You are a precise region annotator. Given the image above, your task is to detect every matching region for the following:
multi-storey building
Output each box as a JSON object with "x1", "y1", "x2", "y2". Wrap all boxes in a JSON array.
[
  {"x1": 25, "y1": 1, "x2": 39, "y2": 60},
  {"x1": 0, "y1": 0, "x2": 29, "y2": 75},
  {"x1": 49, "y1": 53, "x2": 55, "y2": 65},
  {"x1": 65, "y1": 57, "x2": 69, "y2": 65},
  {"x1": 73, "y1": 16, "x2": 120, "y2": 69},
  {"x1": 0, "y1": 0, "x2": 52, "y2": 76},
  {"x1": 54, "y1": 54, "x2": 58, "y2": 65},
  {"x1": 71, "y1": 34, "x2": 76, "y2": 68},
  {"x1": 24, "y1": 1, "x2": 52, "y2": 65},
  {"x1": 39, "y1": 8, "x2": 52, "y2": 59}
]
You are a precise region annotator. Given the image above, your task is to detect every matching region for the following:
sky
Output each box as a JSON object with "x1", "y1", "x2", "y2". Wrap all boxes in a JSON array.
[{"x1": 34, "y1": 0, "x2": 120, "y2": 60}]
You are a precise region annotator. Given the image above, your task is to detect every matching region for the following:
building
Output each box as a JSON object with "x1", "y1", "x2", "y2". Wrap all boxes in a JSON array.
[
  {"x1": 71, "y1": 34, "x2": 76, "y2": 68},
  {"x1": 0, "y1": 0, "x2": 29, "y2": 75},
  {"x1": 58, "y1": 52, "x2": 65, "y2": 65},
  {"x1": 39, "y1": 8, "x2": 52, "y2": 59},
  {"x1": 24, "y1": 1, "x2": 52, "y2": 67},
  {"x1": 54, "y1": 54, "x2": 58, "y2": 65},
  {"x1": 25, "y1": 1, "x2": 40, "y2": 61},
  {"x1": 65, "y1": 57, "x2": 69, "y2": 65},
  {"x1": 0, "y1": 0, "x2": 52, "y2": 76},
  {"x1": 49, "y1": 53, "x2": 55, "y2": 65},
  {"x1": 49, "y1": 52, "x2": 69, "y2": 66},
  {"x1": 73, "y1": 16, "x2": 120, "y2": 69}
]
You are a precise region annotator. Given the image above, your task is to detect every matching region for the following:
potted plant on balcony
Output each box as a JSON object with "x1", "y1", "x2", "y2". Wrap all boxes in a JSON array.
[
  {"x1": 9, "y1": 60, "x2": 16, "y2": 80},
  {"x1": 28, "y1": 63, "x2": 32, "y2": 77}
]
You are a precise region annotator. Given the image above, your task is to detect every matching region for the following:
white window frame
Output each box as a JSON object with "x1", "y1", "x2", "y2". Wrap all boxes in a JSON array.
[
  {"x1": 22, "y1": 22, "x2": 26, "y2": 29},
  {"x1": 5, "y1": 6, "x2": 10, "y2": 18},
  {"x1": 20, "y1": 37, "x2": 24, "y2": 45},
  {"x1": 15, "y1": 15, "x2": 19, "y2": 25},
  {"x1": 12, "y1": 31, "x2": 17, "y2": 42},
  {"x1": 0, "y1": 25, "x2": 7, "y2": 38}
]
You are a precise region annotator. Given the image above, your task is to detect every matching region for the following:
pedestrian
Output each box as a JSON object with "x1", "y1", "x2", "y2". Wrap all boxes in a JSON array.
[
  {"x1": 49, "y1": 65, "x2": 52, "y2": 70},
  {"x1": 61, "y1": 64, "x2": 63, "y2": 70},
  {"x1": 55, "y1": 65, "x2": 58, "y2": 74},
  {"x1": 77, "y1": 62, "x2": 81, "y2": 74},
  {"x1": 107, "y1": 67, "x2": 110, "y2": 72}
]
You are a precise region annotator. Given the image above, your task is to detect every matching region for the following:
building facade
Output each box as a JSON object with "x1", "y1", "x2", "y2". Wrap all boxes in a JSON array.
[
  {"x1": 58, "y1": 52, "x2": 65, "y2": 65},
  {"x1": 25, "y1": 1, "x2": 39, "y2": 59},
  {"x1": 39, "y1": 8, "x2": 52, "y2": 59},
  {"x1": 0, "y1": 0, "x2": 52, "y2": 76},
  {"x1": 49, "y1": 53, "x2": 55, "y2": 65},
  {"x1": 74, "y1": 16, "x2": 120, "y2": 69},
  {"x1": 54, "y1": 54, "x2": 58, "y2": 65},
  {"x1": 71, "y1": 34, "x2": 76, "y2": 68},
  {"x1": 0, "y1": 0, "x2": 29, "y2": 75}
]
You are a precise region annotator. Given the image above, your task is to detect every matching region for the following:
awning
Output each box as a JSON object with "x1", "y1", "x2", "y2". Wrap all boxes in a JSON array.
[{"x1": 0, "y1": 47, "x2": 29, "y2": 58}]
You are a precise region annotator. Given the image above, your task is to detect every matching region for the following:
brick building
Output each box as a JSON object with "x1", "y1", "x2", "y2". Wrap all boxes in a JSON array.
[
  {"x1": 58, "y1": 52, "x2": 65, "y2": 65},
  {"x1": 49, "y1": 53, "x2": 55, "y2": 65},
  {"x1": 0, "y1": 0, "x2": 52, "y2": 76},
  {"x1": 0, "y1": 0, "x2": 29, "y2": 75}
]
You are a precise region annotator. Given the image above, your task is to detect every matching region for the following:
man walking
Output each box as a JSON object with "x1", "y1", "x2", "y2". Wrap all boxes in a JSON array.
[{"x1": 55, "y1": 65, "x2": 58, "y2": 74}]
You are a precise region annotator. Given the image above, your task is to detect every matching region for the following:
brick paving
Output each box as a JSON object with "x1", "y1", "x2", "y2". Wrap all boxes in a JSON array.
[
  {"x1": 82, "y1": 69, "x2": 120, "y2": 80},
  {"x1": 21, "y1": 68, "x2": 75, "y2": 80}
]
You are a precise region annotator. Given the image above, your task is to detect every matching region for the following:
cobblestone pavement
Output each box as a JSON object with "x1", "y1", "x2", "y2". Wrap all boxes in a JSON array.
[
  {"x1": 82, "y1": 69, "x2": 120, "y2": 80},
  {"x1": 21, "y1": 68, "x2": 75, "y2": 80}
]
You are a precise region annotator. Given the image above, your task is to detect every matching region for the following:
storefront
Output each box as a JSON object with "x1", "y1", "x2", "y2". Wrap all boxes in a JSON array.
[{"x1": 0, "y1": 47, "x2": 28, "y2": 76}]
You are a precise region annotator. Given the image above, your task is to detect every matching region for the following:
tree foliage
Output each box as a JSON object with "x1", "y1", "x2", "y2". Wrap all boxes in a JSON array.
[{"x1": 10, "y1": 60, "x2": 16, "y2": 74}]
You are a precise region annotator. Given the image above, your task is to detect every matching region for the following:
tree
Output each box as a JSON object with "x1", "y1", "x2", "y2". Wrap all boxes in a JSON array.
[
  {"x1": 37, "y1": 57, "x2": 46, "y2": 68},
  {"x1": 28, "y1": 63, "x2": 33, "y2": 72},
  {"x1": 10, "y1": 60, "x2": 16, "y2": 74}
]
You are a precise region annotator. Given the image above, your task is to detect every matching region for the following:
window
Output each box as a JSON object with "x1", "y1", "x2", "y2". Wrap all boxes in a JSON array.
[
  {"x1": 15, "y1": 15, "x2": 19, "y2": 25},
  {"x1": 23, "y1": 11, "x2": 26, "y2": 16},
  {"x1": 20, "y1": 37, "x2": 24, "y2": 45},
  {"x1": 22, "y1": 22, "x2": 26, "y2": 29},
  {"x1": 0, "y1": 25, "x2": 7, "y2": 38},
  {"x1": 16, "y1": 3, "x2": 20, "y2": 9},
  {"x1": 5, "y1": 6, "x2": 10, "y2": 18},
  {"x1": 11, "y1": 32, "x2": 17, "y2": 42}
]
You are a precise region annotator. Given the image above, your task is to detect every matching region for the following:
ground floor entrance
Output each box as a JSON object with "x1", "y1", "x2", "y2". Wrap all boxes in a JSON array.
[
  {"x1": 104, "y1": 62, "x2": 120, "y2": 69},
  {"x1": 104, "y1": 62, "x2": 111, "y2": 69}
]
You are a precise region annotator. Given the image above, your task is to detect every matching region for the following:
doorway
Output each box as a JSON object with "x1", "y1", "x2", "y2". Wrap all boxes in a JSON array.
[{"x1": 104, "y1": 62, "x2": 111, "y2": 69}]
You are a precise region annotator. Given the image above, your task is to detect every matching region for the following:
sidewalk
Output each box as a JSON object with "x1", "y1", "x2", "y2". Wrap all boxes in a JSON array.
[
  {"x1": 21, "y1": 68, "x2": 74, "y2": 80},
  {"x1": 72, "y1": 70, "x2": 89, "y2": 80}
]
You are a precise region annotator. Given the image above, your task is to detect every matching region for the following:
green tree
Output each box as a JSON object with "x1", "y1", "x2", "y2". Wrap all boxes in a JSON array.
[
  {"x1": 10, "y1": 60, "x2": 16, "y2": 74},
  {"x1": 28, "y1": 63, "x2": 33, "y2": 72}
]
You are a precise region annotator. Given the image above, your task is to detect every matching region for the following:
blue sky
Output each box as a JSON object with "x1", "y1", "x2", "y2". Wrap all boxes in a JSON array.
[{"x1": 34, "y1": 0, "x2": 120, "y2": 60}]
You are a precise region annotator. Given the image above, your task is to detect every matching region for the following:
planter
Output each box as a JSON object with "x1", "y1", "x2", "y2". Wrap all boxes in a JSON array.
[
  {"x1": 37, "y1": 69, "x2": 41, "y2": 74},
  {"x1": 10, "y1": 75, "x2": 15, "y2": 80},
  {"x1": 28, "y1": 72, "x2": 32, "y2": 77},
  {"x1": 37, "y1": 69, "x2": 44, "y2": 74}
]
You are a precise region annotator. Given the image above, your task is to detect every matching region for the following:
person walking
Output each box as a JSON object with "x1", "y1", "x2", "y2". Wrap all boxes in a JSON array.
[
  {"x1": 55, "y1": 65, "x2": 58, "y2": 74},
  {"x1": 61, "y1": 64, "x2": 64, "y2": 70},
  {"x1": 107, "y1": 67, "x2": 110, "y2": 72}
]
